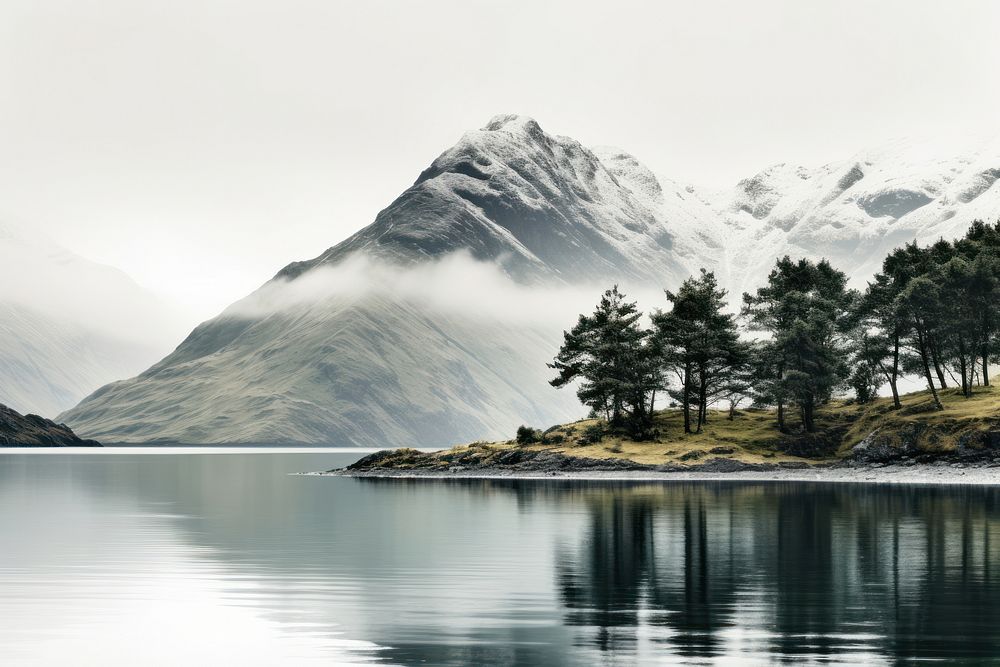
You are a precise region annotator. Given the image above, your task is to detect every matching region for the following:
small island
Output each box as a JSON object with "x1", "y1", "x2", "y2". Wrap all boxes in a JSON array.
[
  {"x1": 334, "y1": 386, "x2": 1000, "y2": 483},
  {"x1": 331, "y1": 222, "x2": 1000, "y2": 484}
]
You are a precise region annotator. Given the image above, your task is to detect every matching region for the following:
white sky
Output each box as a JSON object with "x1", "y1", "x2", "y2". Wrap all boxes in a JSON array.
[{"x1": 2, "y1": 0, "x2": 999, "y2": 322}]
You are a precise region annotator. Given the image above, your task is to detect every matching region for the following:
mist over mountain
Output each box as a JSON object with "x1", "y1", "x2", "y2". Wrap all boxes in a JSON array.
[
  {"x1": 0, "y1": 222, "x2": 187, "y2": 416},
  {"x1": 58, "y1": 116, "x2": 1000, "y2": 445}
]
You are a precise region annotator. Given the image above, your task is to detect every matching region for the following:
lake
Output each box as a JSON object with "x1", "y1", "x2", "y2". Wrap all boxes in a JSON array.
[{"x1": 2, "y1": 449, "x2": 999, "y2": 665}]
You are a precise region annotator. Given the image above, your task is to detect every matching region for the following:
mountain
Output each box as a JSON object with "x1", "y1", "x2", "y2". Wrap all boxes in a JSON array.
[
  {"x1": 60, "y1": 115, "x2": 693, "y2": 445},
  {"x1": 0, "y1": 222, "x2": 184, "y2": 416},
  {"x1": 0, "y1": 403, "x2": 100, "y2": 446},
  {"x1": 0, "y1": 302, "x2": 161, "y2": 417},
  {"x1": 58, "y1": 116, "x2": 1000, "y2": 445},
  {"x1": 667, "y1": 136, "x2": 1000, "y2": 297},
  {"x1": 278, "y1": 114, "x2": 699, "y2": 285},
  {"x1": 58, "y1": 291, "x2": 580, "y2": 446}
]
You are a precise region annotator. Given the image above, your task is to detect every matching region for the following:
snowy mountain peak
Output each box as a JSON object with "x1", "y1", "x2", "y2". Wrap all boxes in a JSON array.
[
  {"x1": 284, "y1": 114, "x2": 690, "y2": 287},
  {"x1": 591, "y1": 146, "x2": 665, "y2": 210},
  {"x1": 482, "y1": 113, "x2": 545, "y2": 136}
]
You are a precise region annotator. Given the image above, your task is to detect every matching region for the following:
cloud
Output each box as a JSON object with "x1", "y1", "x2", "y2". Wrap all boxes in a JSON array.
[{"x1": 223, "y1": 251, "x2": 671, "y2": 329}]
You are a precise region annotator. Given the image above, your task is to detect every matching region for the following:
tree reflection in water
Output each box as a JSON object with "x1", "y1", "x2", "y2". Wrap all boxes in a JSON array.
[{"x1": 543, "y1": 482, "x2": 1000, "y2": 662}]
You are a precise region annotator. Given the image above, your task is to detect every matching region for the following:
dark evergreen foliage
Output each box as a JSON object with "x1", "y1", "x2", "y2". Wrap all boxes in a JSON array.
[
  {"x1": 741, "y1": 257, "x2": 854, "y2": 432},
  {"x1": 653, "y1": 270, "x2": 749, "y2": 433},
  {"x1": 548, "y1": 286, "x2": 658, "y2": 437},
  {"x1": 550, "y1": 219, "x2": 1000, "y2": 438}
]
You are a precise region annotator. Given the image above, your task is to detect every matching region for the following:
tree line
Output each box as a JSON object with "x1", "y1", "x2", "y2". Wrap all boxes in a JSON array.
[{"x1": 549, "y1": 220, "x2": 1000, "y2": 438}]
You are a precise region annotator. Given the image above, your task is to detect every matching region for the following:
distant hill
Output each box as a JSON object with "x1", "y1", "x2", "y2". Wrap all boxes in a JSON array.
[
  {"x1": 0, "y1": 403, "x2": 99, "y2": 446},
  {"x1": 0, "y1": 222, "x2": 184, "y2": 416}
]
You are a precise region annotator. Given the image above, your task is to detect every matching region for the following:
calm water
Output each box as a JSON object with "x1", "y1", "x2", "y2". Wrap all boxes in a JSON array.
[{"x1": 2, "y1": 450, "x2": 1000, "y2": 665}]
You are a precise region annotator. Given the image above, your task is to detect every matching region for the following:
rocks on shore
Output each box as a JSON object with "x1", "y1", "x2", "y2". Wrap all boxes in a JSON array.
[
  {"x1": 341, "y1": 446, "x2": 821, "y2": 476},
  {"x1": 346, "y1": 447, "x2": 648, "y2": 473},
  {"x1": 0, "y1": 404, "x2": 100, "y2": 447},
  {"x1": 852, "y1": 424, "x2": 1000, "y2": 465}
]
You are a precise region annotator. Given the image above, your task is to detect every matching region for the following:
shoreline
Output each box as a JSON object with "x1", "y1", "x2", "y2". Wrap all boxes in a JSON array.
[{"x1": 320, "y1": 462, "x2": 1000, "y2": 486}]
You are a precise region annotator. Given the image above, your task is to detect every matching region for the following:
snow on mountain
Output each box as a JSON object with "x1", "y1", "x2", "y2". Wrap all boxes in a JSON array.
[
  {"x1": 681, "y1": 135, "x2": 1000, "y2": 298},
  {"x1": 279, "y1": 114, "x2": 693, "y2": 286},
  {"x1": 0, "y1": 221, "x2": 185, "y2": 416},
  {"x1": 58, "y1": 117, "x2": 1000, "y2": 445}
]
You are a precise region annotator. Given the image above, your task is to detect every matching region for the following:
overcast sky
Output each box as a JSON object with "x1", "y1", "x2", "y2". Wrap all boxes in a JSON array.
[{"x1": 2, "y1": 0, "x2": 999, "y2": 321}]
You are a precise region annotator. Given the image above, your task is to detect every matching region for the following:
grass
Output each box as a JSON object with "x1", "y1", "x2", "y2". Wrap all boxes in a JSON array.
[
  {"x1": 837, "y1": 384, "x2": 1000, "y2": 456},
  {"x1": 434, "y1": 385, "x2": 1000, "y2": 468}
]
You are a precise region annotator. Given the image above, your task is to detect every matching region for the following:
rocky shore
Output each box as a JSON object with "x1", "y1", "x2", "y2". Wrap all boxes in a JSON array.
[
  {"x1": 313, "y1": 386, "x2": 1000, "y2": 484},
  {"x1": 0, "y1": 403, "x2": 100, "y2": 447},
  {"x1": 324, "y1": 445, "x2": 1000, "y2": 485}
]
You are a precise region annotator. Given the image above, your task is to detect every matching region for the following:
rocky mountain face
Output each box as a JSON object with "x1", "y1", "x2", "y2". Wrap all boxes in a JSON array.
[
  {"x1": 0, "y1": 403, "x2": 100, "y2": 446},
  {"x1": 667, "y1": 136, "x2": 1000, "y2": 297},
  {"x1": 278, "y1": 114, "x2": 697, "y2": 285},
  {"x1": 58, "y1": 116, "x2": 1000, "y2": 445},
  {"x1": 0, "y1": 222, "x2": 182, "y2": 416}
]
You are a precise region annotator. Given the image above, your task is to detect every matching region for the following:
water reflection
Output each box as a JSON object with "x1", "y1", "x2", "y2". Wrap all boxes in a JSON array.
[
  {"x1": 3, "y1": 454, "x2": 1000, "y2": 664},
  {"x1": 533, "y1": 482, "x2": 1000, "y2": 663}
]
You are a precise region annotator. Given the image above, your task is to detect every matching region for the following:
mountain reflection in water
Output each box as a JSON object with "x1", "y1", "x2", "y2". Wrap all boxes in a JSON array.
[{"x1": 1, "y1": 452, "x2": 998, "y2": 665}]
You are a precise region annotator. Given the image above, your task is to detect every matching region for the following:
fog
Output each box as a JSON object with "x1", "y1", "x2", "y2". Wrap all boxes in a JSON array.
[
  {"x1": 0, "y1": 221, "x2": 187, "y2": 346},
  {"x1": 224, "y1": 251, "x2": 672, "y2": 330}
]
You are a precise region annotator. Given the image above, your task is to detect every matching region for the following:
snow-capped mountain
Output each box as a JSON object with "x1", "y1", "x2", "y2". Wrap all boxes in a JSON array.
[
  {"x1": 0, "y1": 221, "x2": 184, "y2": 416},
  {"x1": 278, "y1": 114, "x2": 696, "y2": 285},
  {"x1": 672, "y1": 135, "x2": 1000, "y2": 298},
  {"x1": 60, "y1": 115, "x2": 685, "y2": 445},
  {"x1": 58, "y1": 116, "x2": 1000, "y2": 445}
]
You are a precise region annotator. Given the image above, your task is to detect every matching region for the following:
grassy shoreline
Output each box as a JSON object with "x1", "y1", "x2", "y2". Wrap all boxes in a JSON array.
[{"x1": 338, "y1": 386, "x2": 1000, "y2": 475}]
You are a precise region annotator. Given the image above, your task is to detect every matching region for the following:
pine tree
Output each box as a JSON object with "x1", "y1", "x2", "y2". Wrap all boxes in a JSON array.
[
  {"x1": 854, "y1": 271, "x2": 907, "y2": 409},
  {"x1": 884, "y1": 242, "x2": 951, "y2": 391},
  {"x1": 898, "y1": 276, "x2": 945, "y2": 409},
  {"x1": 935, "y1": 252, "x2": 999, "y2": 396},
  {"x1": 549, "y1": 286, "x2": 658, "y2": 436},
  {"x1": 742, "y1": 257, "x2": 854, "y2": 432},
  {"x1": 653, "y1": 270, "x2": 747, "y2": 433}
]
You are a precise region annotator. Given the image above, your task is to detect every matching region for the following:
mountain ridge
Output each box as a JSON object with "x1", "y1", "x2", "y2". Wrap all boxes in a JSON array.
[{"x1": 58, "y1": 115, "x2": 1000, "y2": 445}]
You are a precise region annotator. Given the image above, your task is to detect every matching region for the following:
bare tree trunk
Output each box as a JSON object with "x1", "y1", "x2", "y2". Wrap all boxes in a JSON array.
[
  {"x1": 682, "y1": 362, "x2": 691, "y2": 434},
  {"x1": 968, "y1": 342, "x2": 978, "y2": 395},
  {"x1": 959, "y1": 337, "x2": 969, "y2": 398},
  {"x1": 916, "y1": 324, "x2": 944, "y2": 410},
  {"x1": 930, "y1": 339, "x2": 948, "y2": 389},
  {"x1": 890, "y1": 334, "x2": 901, "y2": 409},
  {"x1": 803, "y1": 401, "x2": 816, "y2": 433},
  {"x1": 696, "y1": 364, "x2": 707, "y2": 433},
  {"x1": 876, "y1": 334, "x2": 902, "y2": 409}
]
